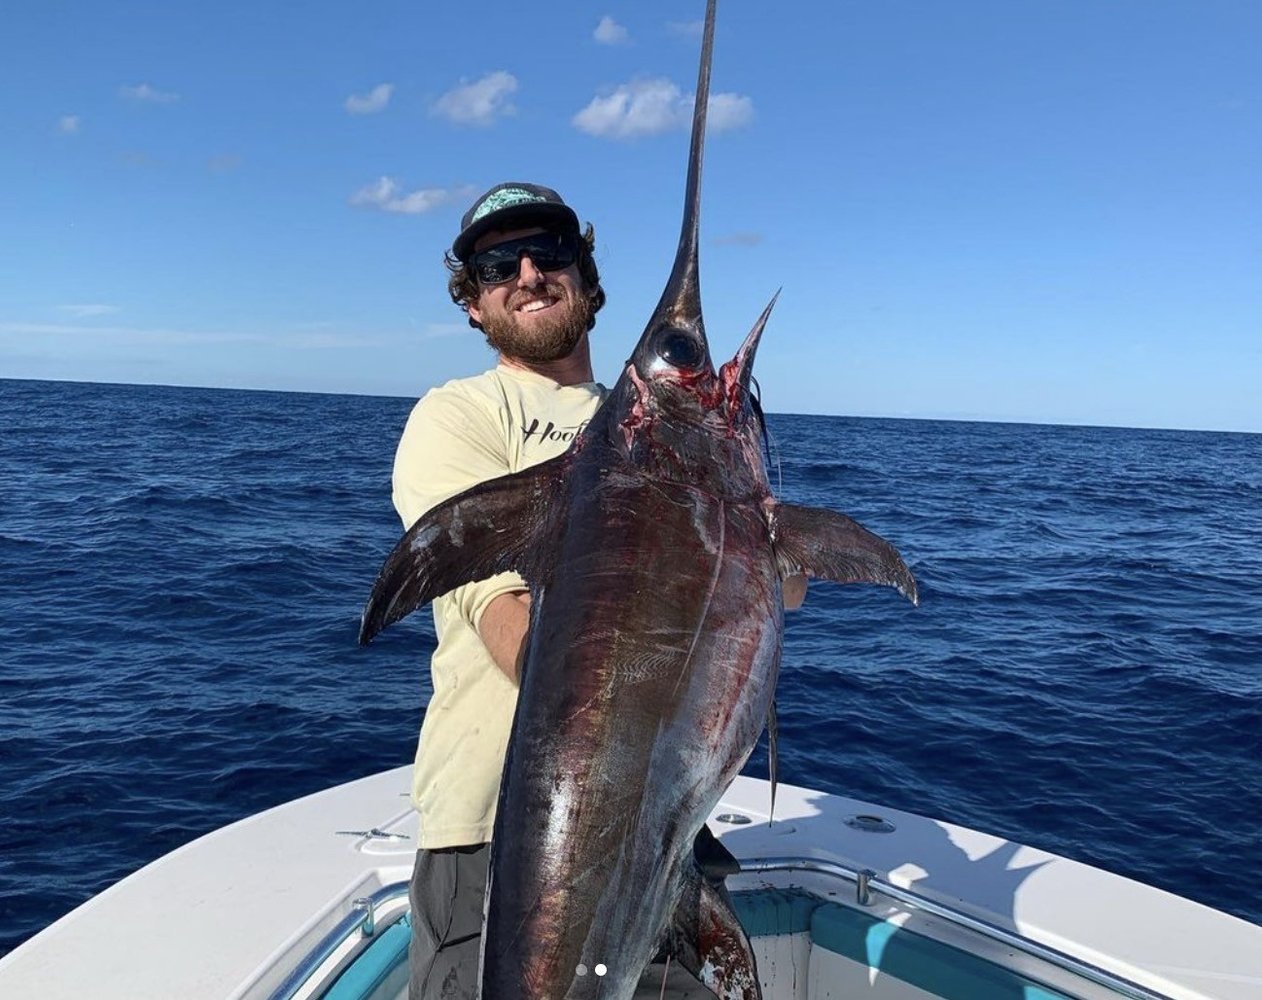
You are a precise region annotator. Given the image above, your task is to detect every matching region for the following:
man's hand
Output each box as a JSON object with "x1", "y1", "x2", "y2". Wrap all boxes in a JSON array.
[{"x1": 479, "y1": 591, "x2": 531, "y2": 683}]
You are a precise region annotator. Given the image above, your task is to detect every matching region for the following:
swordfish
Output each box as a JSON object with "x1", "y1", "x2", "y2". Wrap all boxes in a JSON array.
[{"x1": 359, "y1": 1, "x2": 917, "y2": 996}]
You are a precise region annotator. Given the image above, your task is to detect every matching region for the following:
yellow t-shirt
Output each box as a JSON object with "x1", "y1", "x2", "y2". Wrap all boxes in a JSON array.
[{"x1": 392, "y1": 364, "x2": 605, "y2": 849}]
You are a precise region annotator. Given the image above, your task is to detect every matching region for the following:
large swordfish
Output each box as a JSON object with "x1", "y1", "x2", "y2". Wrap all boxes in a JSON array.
[{"x1": 359, "y1": 1, "x2": 916, "y2": 996}]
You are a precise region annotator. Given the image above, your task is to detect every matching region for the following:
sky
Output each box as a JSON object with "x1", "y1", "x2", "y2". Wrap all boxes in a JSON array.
[{"x1": 2, "y1": 1, "x2": 1259, "y2": 432}]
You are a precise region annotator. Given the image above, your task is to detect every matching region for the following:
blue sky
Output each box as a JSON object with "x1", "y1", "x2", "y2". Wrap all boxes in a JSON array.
[{"x1": 3, "y1": 1, "x2": 1259, "y2": 431}]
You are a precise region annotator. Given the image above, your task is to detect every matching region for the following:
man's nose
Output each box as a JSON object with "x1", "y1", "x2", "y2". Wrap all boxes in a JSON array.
[{"x1": 516, "y1": 254, "x2": 546, "y2": 287}]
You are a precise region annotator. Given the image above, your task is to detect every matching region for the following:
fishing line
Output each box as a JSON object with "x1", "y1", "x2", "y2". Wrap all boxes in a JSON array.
[{"x1": 750, "y1": 376, "x2": 782, "y2": 493}]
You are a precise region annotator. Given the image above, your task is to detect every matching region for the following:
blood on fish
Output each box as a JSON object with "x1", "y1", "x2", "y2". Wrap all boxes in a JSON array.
[{"x1": 621, "y1": 364, "x2": 653, "y2": 450}]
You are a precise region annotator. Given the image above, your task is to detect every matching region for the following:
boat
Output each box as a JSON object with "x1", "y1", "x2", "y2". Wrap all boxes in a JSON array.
[{"x1": 1, "y1": 765, "x2": 1258, "y2": 999}]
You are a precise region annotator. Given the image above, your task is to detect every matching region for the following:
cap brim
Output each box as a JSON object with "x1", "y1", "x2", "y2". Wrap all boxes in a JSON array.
[{"x1": 452, "y1": 203, "x2": 579, "y2": 261}]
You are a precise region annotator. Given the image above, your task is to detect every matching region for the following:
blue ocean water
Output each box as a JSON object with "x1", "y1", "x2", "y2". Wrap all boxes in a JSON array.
[{"x1": 1, "y1": 377, "x2": 1260, "y2": 957}]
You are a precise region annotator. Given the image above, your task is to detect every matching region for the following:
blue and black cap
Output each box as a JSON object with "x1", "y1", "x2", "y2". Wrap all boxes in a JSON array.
[{"x1": 452, "y1": 182, "x2": 580, "y2": 262}]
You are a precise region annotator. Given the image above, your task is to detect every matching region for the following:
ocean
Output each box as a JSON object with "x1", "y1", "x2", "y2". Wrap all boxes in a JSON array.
[{"x1": 1, "y1": 377, "x2": 1259, "y2": 957}]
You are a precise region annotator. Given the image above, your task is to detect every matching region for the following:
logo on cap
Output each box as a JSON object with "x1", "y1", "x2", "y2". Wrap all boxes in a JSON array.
[{"x1": 472, "y1": 187, "x2": 547, "y2": 223}]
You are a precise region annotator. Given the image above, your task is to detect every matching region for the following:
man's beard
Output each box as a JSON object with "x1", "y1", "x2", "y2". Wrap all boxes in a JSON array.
[{"x1": 480, "y1": 283, "x2": 594, "y2": 364}]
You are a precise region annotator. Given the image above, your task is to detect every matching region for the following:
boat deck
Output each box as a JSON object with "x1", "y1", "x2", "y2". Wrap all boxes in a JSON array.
[{"x1": 2, "y1": 766, "x2": 1259, "y2": 999}]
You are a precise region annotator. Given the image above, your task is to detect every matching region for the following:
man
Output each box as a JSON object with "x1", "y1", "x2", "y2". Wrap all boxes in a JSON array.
[
  {"x1": 393, "y1": 182, "x2": 805, "y2": 998},
  {"x1": 392, "y1": 182, "x2": 607, "y2": 1000}
]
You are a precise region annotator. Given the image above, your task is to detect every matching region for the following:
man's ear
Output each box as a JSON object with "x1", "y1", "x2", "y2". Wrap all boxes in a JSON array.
[{"x1": 468, "y1": 300, "x2": 483, "y2": 324}]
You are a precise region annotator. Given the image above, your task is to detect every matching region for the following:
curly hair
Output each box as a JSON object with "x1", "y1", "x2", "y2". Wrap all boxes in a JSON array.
[{"x1": 444, "y1": 223, "x2": 606, "y2": 332}]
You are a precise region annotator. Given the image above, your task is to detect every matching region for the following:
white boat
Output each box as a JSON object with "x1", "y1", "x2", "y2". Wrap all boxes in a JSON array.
[{"x1": 2, "y1": 765, "x2": 1258, "y2": 999}]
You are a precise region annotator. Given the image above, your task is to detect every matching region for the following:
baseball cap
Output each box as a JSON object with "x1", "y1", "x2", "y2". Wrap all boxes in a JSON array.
[{"x1": 452, "y1": 182, "x2": 580, "y2": 261}]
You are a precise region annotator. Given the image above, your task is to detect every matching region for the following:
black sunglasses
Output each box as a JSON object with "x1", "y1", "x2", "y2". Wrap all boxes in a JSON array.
[{"x1": 470, "y1": 231, "x2": 578, "y2": 285}]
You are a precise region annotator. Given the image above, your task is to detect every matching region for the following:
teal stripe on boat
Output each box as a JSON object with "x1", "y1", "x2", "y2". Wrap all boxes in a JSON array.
[
  {"x1": 810, "y1": 904, "x2": 1074, "y2": 1000},
  {"x1": 368, "y1": 890, "x2": 1075, "y2": 1000},
  {"x1": 730, "y1": 887, "x2": 820, "y2": 936},
  {"x1": 323, "y1": 914, "x2": 411, "y2": 1000}
]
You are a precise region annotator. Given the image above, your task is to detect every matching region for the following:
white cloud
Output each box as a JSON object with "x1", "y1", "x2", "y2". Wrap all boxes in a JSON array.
[
  {"x1": 668, "y1": 20, "x2": 704, "y2": 38},
  {"x1": 120, "y1": 83, "x2": 180, "y2": 105},
  {"x1": 431, "y1": 71, "x2": 517, "y2": 126},
  {"x1": 57, "y1": 304, "x2": 119, "y2": 318},
  {"x1": 58, "y1": 115, "x2": 80, "y2": 135},
  {"x1": 573, "y1": 79, "x2": 681, "y2": 138},
  {"x1": 706, "y1": 92, "x2": 754, "y2": 132},
  {"x1": 350, "y1": 178, "x2": 474, "y2": 215},
  {"x1": 572, "y1": 78, "x2": 753, "y2": 139},
  {"x1": 345, "y1": 83, "x2": 394, "y2": 115},
  {"x1": 594, "y1": 16, "x2": 629, "y2": 44}
]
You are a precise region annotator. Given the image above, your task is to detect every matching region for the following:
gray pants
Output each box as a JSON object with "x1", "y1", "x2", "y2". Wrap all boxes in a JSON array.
[
  {"x1": 408, "y1": 844, "x2": 489, "y2": 1000},
  {"x1": 407, "y1": 829, "x2": 733, "y2": 998}
]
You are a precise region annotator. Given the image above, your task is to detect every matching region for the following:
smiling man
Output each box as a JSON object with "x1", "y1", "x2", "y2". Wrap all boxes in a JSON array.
[
  {"x1": 390, "y1": 182, "x2": 804, "y2": 999},
  {"x1": 391, "y1": 182, "x2": 608, "y2": 1000}
]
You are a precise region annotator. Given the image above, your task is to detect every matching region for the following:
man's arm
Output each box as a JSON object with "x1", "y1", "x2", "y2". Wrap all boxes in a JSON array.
[
  {"x1": 479, "y1": 591, "x2": 530, "y2": 683},
  {"x1": 392, "y1": 387, "x2": 532, "y2": 663}
]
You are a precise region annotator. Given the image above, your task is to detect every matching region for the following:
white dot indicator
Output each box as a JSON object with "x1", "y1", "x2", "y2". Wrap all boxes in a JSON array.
[
  {"x1": 595, "y1": 963, "x2": 608, "y2": 977},
  {"x1": 575, "y1": 964, "x2": 588, "y2": 976}
]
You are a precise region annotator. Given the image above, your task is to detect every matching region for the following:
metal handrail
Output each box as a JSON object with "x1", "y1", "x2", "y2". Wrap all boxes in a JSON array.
[
  {"x1": 739, "y1": 855, "x2": 1173, "y2": 1000},
  {"x1": 262, "y1": 856, "x2": 1176, "y2": 1000},
  {"x1": 263, "y1": 882, "x2": 410, "y2": 1000}
]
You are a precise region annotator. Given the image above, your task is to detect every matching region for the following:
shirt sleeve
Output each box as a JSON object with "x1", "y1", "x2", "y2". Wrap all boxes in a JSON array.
[{"x1": 391, "y1": 385, "x2": 527, "y2": 629}]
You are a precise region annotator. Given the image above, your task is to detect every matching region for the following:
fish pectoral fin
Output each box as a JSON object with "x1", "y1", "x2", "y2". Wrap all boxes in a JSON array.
[
  {"x1": 359, "y1": 455, "x2": 569, "y2": 644},
  {"x1": 769, "y1": 502, "x2": 919, "y2": 605},
  {"x1": 668, "y1": 864, "x2": 762, "y2": 999}
]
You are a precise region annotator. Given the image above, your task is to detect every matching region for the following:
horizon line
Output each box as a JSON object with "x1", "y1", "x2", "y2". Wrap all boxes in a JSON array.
[{"x1": 2, "y1": 375, "x2": 1258, "y2": 437}]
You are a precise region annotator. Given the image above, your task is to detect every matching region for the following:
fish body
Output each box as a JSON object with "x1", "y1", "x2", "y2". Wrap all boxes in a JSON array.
[
  {"x1": 480, "y1": 399, "x2": 783, "y2": 997},
  {"x1": 360, "y1": 1, "x2": 916, "y2": 997}
]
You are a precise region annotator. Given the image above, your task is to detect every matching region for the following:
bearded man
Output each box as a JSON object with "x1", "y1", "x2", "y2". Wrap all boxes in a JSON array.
[
  {"x1": 391, "y1": 182, "x2": 608, "y2": 999},
  {"x1": 392, "y1": 182, "x2": 803, "y2": 999}
]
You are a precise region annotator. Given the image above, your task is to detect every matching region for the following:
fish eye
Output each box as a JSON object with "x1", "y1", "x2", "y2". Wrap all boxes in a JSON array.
[{"x1": 656, "y1": 329, "x2": 704, "y2": 369}]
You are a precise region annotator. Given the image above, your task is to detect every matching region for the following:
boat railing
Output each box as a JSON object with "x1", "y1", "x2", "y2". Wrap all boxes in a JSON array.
[
  {"x1": 263, "y1": 882, "x2": 409, "y2": 1000},
  {"x1": 263, "y1": 855, "x2": 1176, "y2": 1000},
  {"x1": 742, "y1": 855, "x2": 1173, "y2": 1000}
]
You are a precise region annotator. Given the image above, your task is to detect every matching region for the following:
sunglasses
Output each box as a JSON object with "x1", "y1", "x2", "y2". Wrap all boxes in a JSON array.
[{"x1": 470, "y1": 231, "x2": 578, "y2": 285}]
